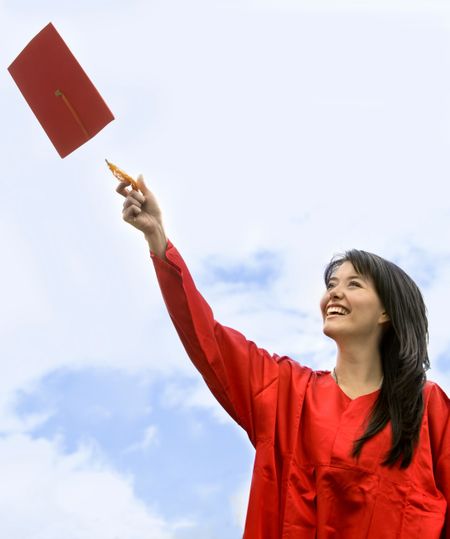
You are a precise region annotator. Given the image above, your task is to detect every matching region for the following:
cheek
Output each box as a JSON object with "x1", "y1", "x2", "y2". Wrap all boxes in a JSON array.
[
  {"x1": 319, "y1": 295, "x2": 328, "y2": 314},
  {"x1": 358, "y1": 300, "x2": 383, "y2": 320}
]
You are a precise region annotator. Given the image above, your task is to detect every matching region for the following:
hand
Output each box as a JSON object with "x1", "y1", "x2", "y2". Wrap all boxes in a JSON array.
[{"x1": 116, "y1": 175, "x2": 168, "y2": 258}]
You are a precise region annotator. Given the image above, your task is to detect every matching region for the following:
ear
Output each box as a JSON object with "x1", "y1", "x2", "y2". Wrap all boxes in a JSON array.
[{"x1": 379, "y1": 311, "x2": 391, "y2": 324}]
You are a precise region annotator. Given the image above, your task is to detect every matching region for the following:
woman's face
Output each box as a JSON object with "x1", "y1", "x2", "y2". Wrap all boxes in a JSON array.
[{"x1": 320, "y1": 261, "x2": 390, "y2": 342}]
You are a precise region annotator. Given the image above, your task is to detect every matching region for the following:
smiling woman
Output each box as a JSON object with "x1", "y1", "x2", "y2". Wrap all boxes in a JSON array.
[
  {"x1": 322, "y1": 250, "x2": 429, "y2": 468},
  {"x1": 115, "y1": 177, "x2": 449, "y2": 539}
]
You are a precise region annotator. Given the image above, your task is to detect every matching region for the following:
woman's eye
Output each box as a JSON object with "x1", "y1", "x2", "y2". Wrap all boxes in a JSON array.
[{"x1": 349, "y1": 281, "x2": 361, "y2": 287}]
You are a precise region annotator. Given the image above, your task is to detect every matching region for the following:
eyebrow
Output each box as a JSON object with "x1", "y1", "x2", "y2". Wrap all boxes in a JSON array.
[{"x1": 328, "y1": 274, "x2": 367, "y2": 282}]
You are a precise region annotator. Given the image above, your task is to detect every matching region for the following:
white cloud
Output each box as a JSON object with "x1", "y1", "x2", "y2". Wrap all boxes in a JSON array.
[{"x1": 0, "y1": 434, "x2": 178, "y2": 539}]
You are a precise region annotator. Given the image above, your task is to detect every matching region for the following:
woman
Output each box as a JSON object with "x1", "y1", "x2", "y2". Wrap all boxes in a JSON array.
[{"x1": 116, "y1": 176, "x2": 449, "y2": 539}]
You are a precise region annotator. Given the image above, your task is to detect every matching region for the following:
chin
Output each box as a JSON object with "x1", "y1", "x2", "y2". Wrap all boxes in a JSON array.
[
  {"x1": 323, "y1": 323, "x2": 348, "y2": 340},
  {"x1": 322, "y1": 324, "x2": 336, "y2": 339}
]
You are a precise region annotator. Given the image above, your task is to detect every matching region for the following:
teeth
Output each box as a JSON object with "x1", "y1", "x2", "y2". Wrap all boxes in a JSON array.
[{"x1": 327, "y1": 306, "x2": 349, "y2": 316}]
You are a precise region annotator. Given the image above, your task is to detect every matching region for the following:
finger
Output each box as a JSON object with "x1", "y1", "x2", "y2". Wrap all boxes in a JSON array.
[
  {"x1": 128, "y1": 189, "x2": 146, "y2": 205},
  {"x1": 123, "y1": 197, "x2": 142, "y2": 211},
  {"x1": 116, "y1": 181, "x2": 132, "y2": 197},
  {"x1": 122, "y1": 205, "x2": 141, "y2": 223}
]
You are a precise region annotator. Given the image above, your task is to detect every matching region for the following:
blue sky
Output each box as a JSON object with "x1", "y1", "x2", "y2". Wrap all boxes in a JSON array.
[{"x1": 2, "y1": 1, "x2": 450, "y2": 537}]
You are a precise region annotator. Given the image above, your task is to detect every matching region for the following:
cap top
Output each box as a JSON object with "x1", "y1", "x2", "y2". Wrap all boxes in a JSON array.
[{"x1": 8, "y1": 22, "x2": 114, "y2": 158}]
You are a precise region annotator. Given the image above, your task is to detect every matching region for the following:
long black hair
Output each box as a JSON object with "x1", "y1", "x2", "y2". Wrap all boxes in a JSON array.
[{"x1": 324, "y1": 250, "x2": 429, "y2": 468}]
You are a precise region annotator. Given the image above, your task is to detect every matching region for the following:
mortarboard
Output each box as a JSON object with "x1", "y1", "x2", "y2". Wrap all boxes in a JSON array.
[{"x1": 8, "y1": 22, "x2": 114, "y2": 158}]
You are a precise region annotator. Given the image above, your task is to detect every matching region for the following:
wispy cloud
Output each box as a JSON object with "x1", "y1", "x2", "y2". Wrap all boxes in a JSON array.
[
  {"x1": 161, "y1": 380, "x2": 232, "y2": 425},
  {"x1": 203, "y1": 250, "x2": 281, "y2": 288},
  {"x1": 124, "y1": 424, "x2": 159, "y2": 453}
]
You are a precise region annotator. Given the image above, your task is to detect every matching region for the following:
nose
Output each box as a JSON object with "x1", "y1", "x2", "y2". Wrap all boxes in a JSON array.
[{"x1": 328, "y1": 285, "x2": 343, "y2": 299}]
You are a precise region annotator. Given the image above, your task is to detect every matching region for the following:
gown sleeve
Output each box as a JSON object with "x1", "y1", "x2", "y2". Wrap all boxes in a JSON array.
[
  {"x1": 150, "y1": 240, "x2": 286, "y2": 446},
  {"x1": 427, "y1": 383, "x2": 450, "y2": 539}
]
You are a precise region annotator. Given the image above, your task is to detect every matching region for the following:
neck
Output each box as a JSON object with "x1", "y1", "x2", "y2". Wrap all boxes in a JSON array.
[{"x1": 334, "y1": 340, "x2": 383, "y2": 389}]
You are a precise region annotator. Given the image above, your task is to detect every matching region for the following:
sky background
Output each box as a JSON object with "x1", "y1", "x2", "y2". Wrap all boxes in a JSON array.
[{"x1": 2, "y1": 1, "x2": 450, "y2": 537}]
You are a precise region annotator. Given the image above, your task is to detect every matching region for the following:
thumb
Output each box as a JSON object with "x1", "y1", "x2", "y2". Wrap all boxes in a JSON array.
[{"x1": 136, "y1": 174, "x2": 149, "y2": 194}]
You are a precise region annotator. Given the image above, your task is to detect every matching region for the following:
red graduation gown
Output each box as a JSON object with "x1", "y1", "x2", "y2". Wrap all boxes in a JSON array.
[{"x1": 152, "y1": 241, "x2": 450, "y2": 539}]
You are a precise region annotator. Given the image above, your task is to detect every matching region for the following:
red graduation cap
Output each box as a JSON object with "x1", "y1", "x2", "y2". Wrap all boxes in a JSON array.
[{"x1": 8, "y1": 23, "x2": 114, "y2": 158}]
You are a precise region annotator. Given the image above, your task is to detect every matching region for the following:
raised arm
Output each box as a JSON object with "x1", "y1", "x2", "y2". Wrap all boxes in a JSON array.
[{"x1": 115, "y1": 176, "x2": 312, "y2": 444}]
